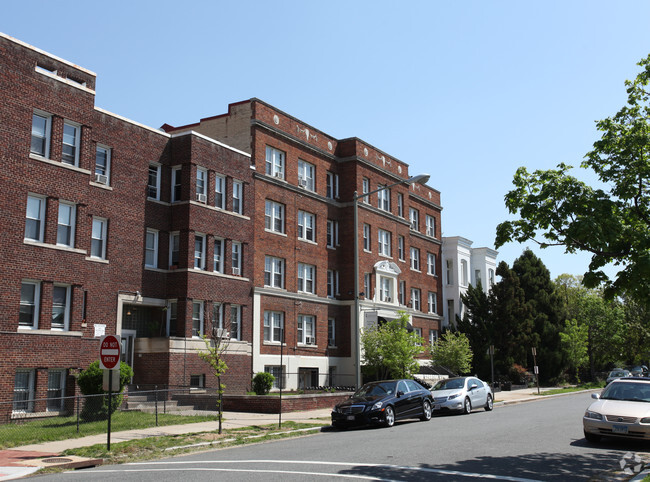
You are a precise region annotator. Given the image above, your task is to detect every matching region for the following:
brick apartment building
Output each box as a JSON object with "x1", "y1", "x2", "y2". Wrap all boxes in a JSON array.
[{"x1": 0, "y1": 31, "x2": 443, "y2": 417}]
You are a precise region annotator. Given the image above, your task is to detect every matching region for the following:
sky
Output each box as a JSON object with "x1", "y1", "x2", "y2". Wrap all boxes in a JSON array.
[{"x1": 3, "y1": 0, "x2": 650, "y2": 281}]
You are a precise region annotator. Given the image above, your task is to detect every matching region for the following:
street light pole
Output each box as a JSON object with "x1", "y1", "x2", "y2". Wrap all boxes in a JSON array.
[{"x1": 352, "y1": 173, "x2": 430, "y2": 390}]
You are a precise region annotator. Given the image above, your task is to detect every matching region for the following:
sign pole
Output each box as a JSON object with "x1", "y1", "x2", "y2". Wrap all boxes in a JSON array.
[
  {"x1": 107, "y1": 370, "x2": 112, "y2": 451},
  {"x1": 99, "y1": 334, "x2": 121, "y2": 452}
]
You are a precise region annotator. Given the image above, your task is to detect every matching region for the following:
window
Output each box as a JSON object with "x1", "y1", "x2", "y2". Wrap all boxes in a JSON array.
[
  {"x1": 232, "y1": 242, "x2": 242, "y2": 275},
  {"x1": 426, "y1": 215, "x2": 436, "y2": 237},
  {"x1": 380, "y1": 277, "x2": 393, "y2": 302},
  {"x1": 378, "y1": 229, "x2": 391, "y2": 257},
  {"x1": 409, "y1": 208, "x2": 419, "y2": 231},
  {"x1": 265, "y1": 200, "x2": 284, "y2": 234},
  {"x1": 298, "y1": 315, "x2": 315, "y2": 345},
  {"x1": 196, "y1": 167, "x2": 207, "y2": 202},
  {"x1": 327, "y1": 270, "x2": 339, "y2": 298},
  {"x1": 230, "y1": 305, "x2": 241, "y2": 341},
  {"x1": 95, "y1": 145, "x2": 111, "y2": 184},
  {"x1": 362, "y1": 177, "x2": 370, "y2": 203},
  {"x1": 447, "y1": 299, "x2": 455, "y2": 325},
  {"x1": 326, "y1": 172, "x2": 339, "y2": 199},
  {"x1": 298, "y1": 263, "x2": 315, "y2": 294},
  {"x1": 233, "y1": 180, "x2": 243, "y2": 214},
  {"x1": 264, "y1": 311, "x2": 284, "y2": 343},
  {"x1": 428, "y1": 292, "x2": 438, "y2": 314},
  {"x1": 168, "y1": 301, "x2": 177, "y2": 337},
  {"x1": 399, "y1": 280, "x2": 406, "y2": 305},
  {"x1": 20, "y1": 281, "x2": 40, "y2": 328},
  {"x1": 212, "y1": 303, "x2": 224, "y2": 332},
  {"x1": 427, "y1": 253, "x2": 436, "y2": 275},
  {"x1": 25, "y1": 195, "x2": 45, "y2": 242},
  {"x1": 264, "y1": 256, "x2": 284, "y2": 288},
  {"x1": 446, "y1": 259, "x2": 454, "y2": 285},
  {"x1": 169, "y1": 232, "x2": 179, "y2": 267},
  {"x1": 489, "y1": 269, "x2": 495, "y2": 287},
  {"x1": 413, "y1": 327, "x2": 423, "y2": 344},
  {"x1": 214, "y1": 174, "x2": 225, "y2": 209},
  {"x1": 363, "y1": 224, "x2": 371, "y2": 251},
  {"x1": 190, "y1": 374, "x2": 205, "y2": 388},
  {"x1": 326, "y1": 220, "x2": 338, "y2": 248},
  {"x1": 297, "y1": 211, "x2": 315, "y2": 242},
  {"x1": 47, "y1": 369, "x2": 66, "y2": 411},
  {"x1": 265, "y1": 366, "x2": 285, "y2": 389},
  {"x1": 192, "y1": 301, "x2": 204, "y2": 337},
  {"x1": 91, "y1": 217, "x2": 108, "y2": 260},
  {"x1": 328, "y1": 318, "x2": 336, "y2": 347},
  {"x1": 298, "y1": 160, "x2": 315, "y2": 191},
  {"x1": 52, "y1": 284, "x2": 70, "y2": 330},
  {"x1": 364, "y1": 273, "x2": 371, "y2": 299},
  {"x1": 213, "y1": 238, "x2": 224, "y2": 273},
  {"x1": 194, "y1": 234, "x2": 206, "y2": 270},
  {"x1": 148, "y1": 165, "x2": 161, "y2": 200},
  {"x1": 62, "y1": 121, "x2": 80, "y2": 166},
  {"x1": 411, "y1": 288, "x2": 421, "y2": 311},
  {"x1": 265, "y1": 146, "x2": 285, "y2": 178},
  {"x1": 145, "y1": 229, "x2": 159, "y2": 268},
  {"x1": 410, "y1": 247, "x2": 420, "y2": 271},
  {"x1": 475, "y1": 269, "x2": 481, "y2": 286},
  {"x1": 429, "y1": 329, "x2": 438, "y2": 345},
  {"x1": 461, "y1": 259, "x2": 468, "y2": 286},
  {"x1": 397, "y1": 193, "x2": 404, "y2": 217},
  {"x1": 398, "y1": 235, "x2": 405, "y2": 261},
  {"x1": 31, "y1": 112, "x2": 51, "y2": 157},
  {"x1": 377, "y1": 185, "x2": 390, "y2": 211},
  {"x1": 13, "y1": 370, "x2": 35, "y2": 413},
  {"x1": 171, "y1": 166, "x2": 182, "y2": 202},
  {"x1": 56, "y1": 202, "x2": 76, "y2": 247}
]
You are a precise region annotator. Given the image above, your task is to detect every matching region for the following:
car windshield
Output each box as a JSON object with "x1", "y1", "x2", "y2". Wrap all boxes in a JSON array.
[
  {"x1": 355, "y1": 381, "x2": 396, "y2": 397},
  {"x1": 433, "y1": 378, "x2": 466, "y2": 390},
  {"x1": 609, "y1": 370, "x2": 627, "y2": 377},
  {"x1": 601, "y1": 382, "x2": 650, "y2": 402}
]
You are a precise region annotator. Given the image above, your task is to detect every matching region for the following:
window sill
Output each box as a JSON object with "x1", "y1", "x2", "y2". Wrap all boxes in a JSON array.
[
  {"x1": 297, "y1": 343, "x2": 318, "y2": 348},
  {"x1": 29, "y1": 153, "x2": 91, "y2": 174},
  {"x1": 265, "y1": 229, "x2": 287, "y2": 237},
  {"x1": 90, "y1": 181, "x2": 113, "y2": 190},
  {"x1": 24, "y1": 239, "x2": 87, "y2": 256},
  {"x1": 86, "y1": 256, "x2": 109, "y2": 264},
  {"x1": 17, "y1": 328, "x2": 83, "y2": 337},
  {"x1": 298, "y1": 238, "x2": 317, "y2": 245}
]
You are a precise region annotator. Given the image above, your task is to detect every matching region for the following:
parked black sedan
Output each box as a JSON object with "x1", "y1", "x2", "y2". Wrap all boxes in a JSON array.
[{"x1": 331, "y1": 379, "x2": 433, "y2": 429}]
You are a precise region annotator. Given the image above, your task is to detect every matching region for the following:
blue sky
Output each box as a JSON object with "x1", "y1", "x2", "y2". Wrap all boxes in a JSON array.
[{"x1": 4, "y1": 1, "x2": 650, "y2": 281}]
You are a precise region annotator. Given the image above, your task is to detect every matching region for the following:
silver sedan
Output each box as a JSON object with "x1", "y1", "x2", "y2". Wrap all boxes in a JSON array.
[{"x1": 430, "y1": 376, "x2": 494, "y2": 415}]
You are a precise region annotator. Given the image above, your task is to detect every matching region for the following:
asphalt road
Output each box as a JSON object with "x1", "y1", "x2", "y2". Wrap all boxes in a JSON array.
[{"x1": 38, "y1": 392, "x2": 650, "y2": 481}]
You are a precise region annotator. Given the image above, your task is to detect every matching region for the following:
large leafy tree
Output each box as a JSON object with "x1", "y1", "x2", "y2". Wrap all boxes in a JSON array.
[
  {"x1": 496, "y1": 54, "x2": 650, "y2": 303},
  {"x1": 430, "y1": 331, "x2": 473, "y2": 376}
]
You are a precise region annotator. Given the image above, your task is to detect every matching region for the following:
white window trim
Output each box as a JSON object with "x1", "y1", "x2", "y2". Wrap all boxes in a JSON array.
[
  {"x1": 19, "y1": 280, "x2": 41, "y2": 329},
  {"x1": 194, "y1": 233, "x2": 206, "y2": 270},
  {"x1": 214, "y1": 174, "x2": 225, "y2": 209},
  {"x1": 265, "y1": 256, "x2": 285, "y2": 288},
  {"x1": 51, "y1": 284, "x2": 71, "y2": 331},
  {"x1": 265, "y1": 200, "x2": 285, "y2": 234},
  {"x1": 298, "y1": 263, "x2": 316, "y2": 294},
  {"x1": 25, "y1": 194, "x2": 46, "y2": 243},
  {"x1": 378, "y1": 228, "x2": 391, "y2": 257},
  {"x1": 94, "y1": 144, "x2": 111, "y2": 185},
  {"x1": 298, "y1": 314, "x2": 316, "y2": 345},
  {"x1": 298, "y1": 160, "x2": 315, "y2": 191},
  {"x1": 411, "y1": 288, "x2": 421, "y2": 311},
  {"x1": 171, "y1": 166, "x2": 181, "y2": 202},
  {"x1": 427, "y1": 253, "x2": 437, "y2": 276},
  {"x1": 13, "y1": 369, "x2": 35, "y2": 413},
  {"x1": 426, "y1": 215, "x2": 436, "y2": 237},
  {"x1": 31, "y1": 111, "x2": 52, "y2": 159},
  {"x1": 196, "y1": 167, "x2": 208, "y2": 198},
  {"x1": 47, "y1": 369, "x2": 66, "y2": 412},
  {"x1": 56, "y1": 201, "x2": 76, "y2": 248},
  {"x1": 232, "y1": 180, "x2": 243, "y2": 214},
  {"x1": 298, "y1": 211, "x2": 315, "y2": 242},
  {"x1": 232, "y1": 241, "x2": 242, "y2": 275},
  {"x1": 328, "y1": 318, "x2": 336, "y2": 347},
  {"x1": 213, "y1": 237, "x2": 224, "y2": 273},
  {"x1": 148, "y1": 164, "x2": 161, "y2": 200},
  {"x1": 192, "y1": 301, "x2": 204, "y2": 338},
  {"x1": 230, "y1": 305, "x2": 241, "y2": 341},
  {"x1": 265, "y1": 146, "x2": 285, "y2": 178},
  {"x1": 62, "y1": 120, "x2": 81, "y2": 166},
  {"x1": 410, "y1": 247, "x2": 421, "y2": 271},
  {"x1": 169, "y1": 231, "x2": 180, "y2": 268},
  {"x1": 264, "y1": 311, "x2": 284, "y2": 343},
  {"x1": 145, "y1": 229, "x2": 159, "y2": 268}
]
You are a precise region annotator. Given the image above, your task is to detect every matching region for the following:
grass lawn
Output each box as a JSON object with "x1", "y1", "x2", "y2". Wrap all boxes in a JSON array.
[{"x1": 539, "y1": 382, "x2": 605, "y2": 396}]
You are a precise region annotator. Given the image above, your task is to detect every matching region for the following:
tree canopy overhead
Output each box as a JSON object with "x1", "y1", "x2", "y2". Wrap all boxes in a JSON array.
[{"x1": 496, "y1": 54, "x2": 650, "y2": 302}]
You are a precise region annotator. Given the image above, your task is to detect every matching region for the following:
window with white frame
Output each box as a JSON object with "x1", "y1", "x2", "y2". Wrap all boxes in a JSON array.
[
  {"x1": 145, "y1": 229, "x2": 159, "y2": 268},
  {"x1": 171, "y1": 166, "x2": 182, "y2": 202},
  {"x1": 461, "y1": 259, "x2": 468, "y2": 286},
  {"x1": 446, "y1": 259, "x2": 454, "y2": 285},
  {"x1": 409, "y1": 208, "x2": 419, "y2": 231},
  {"x1": 298, "y1": 314, "x2": 315, "y2": 345},
  {"x1": 230, "y1": 305, "x2": 241, "y2": 340},
  {"x1": 489, "y1": 268, "x2": 495, "y2": 287},
  {"x1": 51, "y1": 284, "x2": 70, "y2": 330},
  {"x1": 298, "y1": 263, "x2": 315, "y2": 294},
  {"x1": 297, "y1": 211, "x2": 315, "y2": 242},
  {"x1": 399, "y1": 280, "x2": 406, "y2": 305},
  {"x1": 326, "y1": 220, "x2": 338, "y2": 248},
  {"x1": 265, "y1": 366, "x2": 285, "y2": 389},
  {"x1": 13, "y1": 370, "x2": 35, "y2": 413},
  {"x1": 427, "y1": 253, "x2": 436, "y2": 275},
  {"x1": 264, "y1": 256, "x2": 284, "y2": 288},
  {"x1": 265, "y1": 200, "x2": 284, "y2": 234},
  {"x1": 168, "y1": 301, "x2": 177, "y2": 337},
  {"x1": 364, "y1": 273, "x2": 371, "y2": 299},
  {"x1": 196, "y1": 167, "x2": 207, "y2": 202},
  {"x1": 379, "y1": 276, "x2": 393, "y2": 302},
  {"x1": 326, "y1": 172, "x2": 339, "y2": 199},
  {"x1": 233, "y1": 180, "x2": 243, "y2": 214},
  {"x1": 213, "y1": 238, "x2": 224, "y2": 273},
  {"x1": 413, "y1": 327, "x2": 423, "y2": 344},
  {"x1": 327, "y1": 270, "x2": 339, "y2": 298},
  {"x1": 475, "y1": 269, "x2": 481, "y2": 286},
  {"x1": 62, "y1": 121, "x2": 80, "y2": 166},
  {"x1": 363, "y1": 224, "x2": 371, "y2": 251},
  {"x1": 377, "y1": 185, "x2": 390, "y2": 212},
  {"x1": 232, "y1": 242, "x2": 242, "y2": 275},
  {"x1": 298, "y1": 160, "x2": 315, "y2": 191},
  {"x1": 378, "y1": 229, "x2": 391, "y2": 257},
  {"x1": 56, "y1": 201, "x2": 76, "y2": 247},
  {"x1": 192, "y1": 301, "x2": 204, "y2": 337},
  {"x1": 362, "y1": 177, "x2": 370, "y2": 203},
  {"x1": 169, "y1": 232, "x2": 179, "y2": 267},
  {"x1": 47, "y1": 369, "x2": 66, "y2": 411},
  {"x1": 397, "y1": 193, "x2": 404, "y2": 217},
  {"x1": 20, "y1": 281, "x2": 40, "y2": 328},
  {"x1": 428, "y1": 291, "x2": 438, "y2": 314},
  {"x1": 25, "y1": 195, "x2": 45, "y2": 242},
  {"x1": 265, "y1": 146, "x2": 285, "y2": 178},
  {"x1": 214, "y1": 174, "x2": 225, "y2": 209},
  {"x1": 411, "y1": 288, "x2": 421, "y2": 311},
  {"x1": 91, "y1": 217, "x2": 108, "y2": 260},
  {"x1": 429, "y1": 329, "x2": 438, "y2": 345},
  {"x1": 410, "y1": 247, "x2": 420, "y2": 271},
  {"x1": 31, "y1": 112, "x2": 51, "y2": 158},
  {"x1": 148, "y1": 164, "x2": 161, "y2": 200},
  {"x1": 264, "y1": 311, "x2": 284, "y2": 342},
  {"x1": 426, "y1": 215, "x2": 436, "y2": 237},
  {"x1": 95, "y1": 145, "x2": 111, "y2": 184},
  {"x1": 328, "y1": 318, "x2": 336, "y2": 347},
  {"x1": 194, "y1": 234, "x2": 206, "y2": 270},
  {"x1": 212, "y1": 302, "x2": 224, "y2": 333}
]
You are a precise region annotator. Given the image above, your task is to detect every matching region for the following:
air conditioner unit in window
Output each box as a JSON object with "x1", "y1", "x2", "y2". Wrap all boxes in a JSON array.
[
  {"x1": 274, "y1": 172, "x2": 284, "y2": 180},
  {"x1": 232, "y1": 267, "x2": 241, "y2": 276},
  {"x1": 385, "y1": 297, "x2": 392, "y2": 303},
  {"x1": 196, "y1": 193, "x2": 207, "y2": 203},
  {"x1": 305, "y1": 336, "x2": 315, "y2": 345},
  {"x1": 216, "y1": 328, "x2": 229, "y2": 339},
  {"x1": 298, "y1": 178, "x2": 307, "y2": 188},
  {"x1": 94, "y1": 173, "x2": 108, "y2": 184}
]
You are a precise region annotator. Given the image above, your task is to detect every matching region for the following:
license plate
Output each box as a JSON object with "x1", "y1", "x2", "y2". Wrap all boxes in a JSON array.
[
  {"x1": 347, "y1": 415, "x2": 355, "y2": 421},
  {"x1": 433, "y1": 405, "x2": 441, "y2": 410},
  {"x1": 613, "y1": 425, "x2": 628, "y2": 434}
]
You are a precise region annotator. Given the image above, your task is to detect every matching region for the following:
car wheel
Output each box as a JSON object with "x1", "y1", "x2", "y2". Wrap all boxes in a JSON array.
[
  {"x1": 463, "y1": 397, "x2": 472, "y2": 415},
  {"x1": 420, "y1": 400, "x2": 432, "y2": 421},
  {"x1": 584, "y1": 431, "x2": 600, "y2": 443},
  {"x1": 384, "y1": 406, "x2": 395, "y2": 427},
  {"x1": 485, "y1": 394, "x2": 493, "y2": 411}
]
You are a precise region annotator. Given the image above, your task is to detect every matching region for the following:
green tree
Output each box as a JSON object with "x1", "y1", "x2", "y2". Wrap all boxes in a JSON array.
[
  {"x1": 199, "y1": 329, "x2": 229, "y2": 434},
  {"x1": 361, "y1": 311, "x2": 424, "y2": 380},
  {"x1": 77, "y1": 360, "x2": 133, "y2": 421},
  {"x1": 496, "y1": 54, "x2": 650, "y2": 303},
  {"x1": 559, "y1": 318, "x2": 588, "y2": 383},
  {"x1": 622, "y1": 297, "x2": 650, "y2": 366},
  {"x1": 457, "y1": 281, "x2": 493, "y2": 381},
  {"x1": 430, "y1": 331, "x2": 473, "y2": 376}
]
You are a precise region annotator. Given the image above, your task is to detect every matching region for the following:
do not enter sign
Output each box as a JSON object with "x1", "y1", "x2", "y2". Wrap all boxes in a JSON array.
[{"x1": 99, "y1": 335, "x2": 121, "y2": 370}]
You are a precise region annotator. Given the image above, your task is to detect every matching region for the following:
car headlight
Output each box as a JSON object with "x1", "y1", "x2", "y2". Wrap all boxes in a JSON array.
[
  {"x1": 584, "y1": 410, "x2": 603, "y2": 420},
  {"x1": 640, "y1": 418, "x2": 650, "y2": 424},
  {"x1": 448, "y1": 393, "x2": 461, "y2": 400},
  {"x1": 371, "y1": 401, "x2": 383, "y2": 411}
]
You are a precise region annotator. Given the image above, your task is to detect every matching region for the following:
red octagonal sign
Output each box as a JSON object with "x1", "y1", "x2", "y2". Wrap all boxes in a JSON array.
[{"x1": 99, "y1": 335, "x2": 121, "y2": 370}]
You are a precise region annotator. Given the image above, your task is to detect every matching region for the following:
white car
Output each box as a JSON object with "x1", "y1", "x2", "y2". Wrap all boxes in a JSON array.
[
  {"x1": 430, "y1": 376, "x2": 493, "y2": 414},
  {"x1": 583, "y1": 378, "x2": 650, "y2": 442}
]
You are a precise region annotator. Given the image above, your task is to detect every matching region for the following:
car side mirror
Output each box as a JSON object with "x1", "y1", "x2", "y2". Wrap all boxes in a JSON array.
[
  {"x1": 591, "y1": 393, "x2": 600, "y2": 399},
  {"x1": 397, "y1": 390, "x2": 404, "y2": 397},
  {"x1": 470, "y1": 384, "x2": 478, "y2": 391}
]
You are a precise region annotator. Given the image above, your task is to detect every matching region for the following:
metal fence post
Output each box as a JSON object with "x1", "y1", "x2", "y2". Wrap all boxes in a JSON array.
[
  {"x1": 155, "y1": 385, "x2": 159, "y2": 427},
  {"x1": 76, "y1": 394, "x2": 80, "y2": 433}
]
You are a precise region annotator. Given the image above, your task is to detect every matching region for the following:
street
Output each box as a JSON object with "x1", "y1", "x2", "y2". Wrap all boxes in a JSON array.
[{"x1": 39, "y1": 393, "x2": 650, "y2": 481}]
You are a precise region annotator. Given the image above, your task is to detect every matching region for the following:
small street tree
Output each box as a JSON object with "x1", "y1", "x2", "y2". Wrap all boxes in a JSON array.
[
  {"x1": 430, "y1": 331, "x2": 473, "y2": 376},
  {"x1": 199, "y1": 328, "x2": 229, "y2": 434},
  {"x1": 559, "y1": 318, "x2": 588, "y2": 383}
]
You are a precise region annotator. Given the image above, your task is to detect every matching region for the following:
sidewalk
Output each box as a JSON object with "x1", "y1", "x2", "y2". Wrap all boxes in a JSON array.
[{"x1": 0, "y1": 387, "x2": 582, "y2": 481}]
